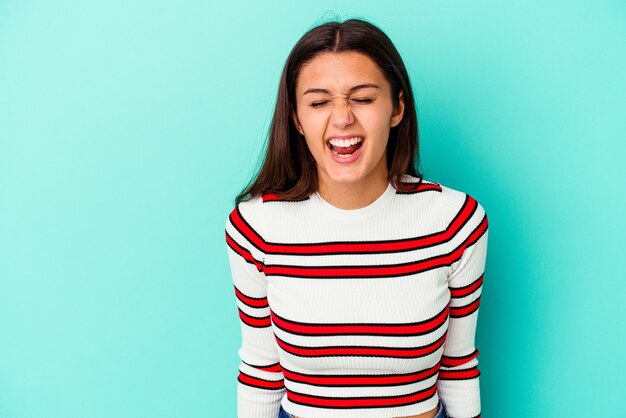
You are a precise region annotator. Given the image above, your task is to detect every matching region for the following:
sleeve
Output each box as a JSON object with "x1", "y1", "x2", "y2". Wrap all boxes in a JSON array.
[
  {"x1": 225, "y1": 204, "x2": 285, "y2": 418},
  {"x1": 437, "y1": 198, "x2": 489, "y2": 418}
]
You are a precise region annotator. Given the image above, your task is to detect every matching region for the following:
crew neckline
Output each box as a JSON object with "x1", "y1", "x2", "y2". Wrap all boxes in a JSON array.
[{"x1": 310, "y1": 182, "x2": 397, "y2": 221}]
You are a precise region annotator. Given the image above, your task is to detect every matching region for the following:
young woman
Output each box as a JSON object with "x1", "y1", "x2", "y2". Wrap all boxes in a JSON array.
[{"x1": 225, "y1": 18, "x2": 488, "y2": 418}]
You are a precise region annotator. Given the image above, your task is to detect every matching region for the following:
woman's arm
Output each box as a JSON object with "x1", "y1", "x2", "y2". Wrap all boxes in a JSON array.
[
  {"x1": 225, "y1": 206, "x2": 285, "y2": 418},
  {"x1": 437, "y1": 198, "x2": 489, "y2": 418}
]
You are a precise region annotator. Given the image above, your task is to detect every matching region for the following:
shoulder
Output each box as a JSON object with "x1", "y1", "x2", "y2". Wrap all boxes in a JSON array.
[
  {"x1": 259, "y1": 192, "x2": 311, "y2": 203},
  {"x1": 224, "y1": 195, "x2": 275, "y2": 262},
  {"x1": 396, "y1": 174, "x2": 443, "y2": 194},
  {"x1": 225, "y1": 192, "x2": 266, "y2": 223},
  {"x1": 399, "y1": 174, "x2": 488, "y2": 218},
  {"x1": 436, "y1": 180, "x2": 489, "y2": 231},
  {"x1": 225, "y1": 191, "x2": 313, "y2": 248}
]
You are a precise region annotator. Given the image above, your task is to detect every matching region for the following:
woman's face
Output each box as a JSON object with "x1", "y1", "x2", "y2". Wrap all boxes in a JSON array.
[{"x1": 291, "y1": 51, "x2": 404, "y2": 190}]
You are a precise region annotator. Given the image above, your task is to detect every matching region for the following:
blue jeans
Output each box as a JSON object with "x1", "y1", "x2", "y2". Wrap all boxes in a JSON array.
[{"x1": 278, "y1": 399, "x2": 449, "y2": 418}]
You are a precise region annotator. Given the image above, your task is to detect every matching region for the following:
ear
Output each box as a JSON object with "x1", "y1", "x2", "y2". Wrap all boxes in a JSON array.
[
  {"x1": 291, "y1": 109, "x2": 303, "y2": 135},
  {"x1": 390, "y1": 90, "x2": 405, "y2": 128}
]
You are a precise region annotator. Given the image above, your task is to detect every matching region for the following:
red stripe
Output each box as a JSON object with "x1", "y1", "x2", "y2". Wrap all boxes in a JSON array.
[
  {"x1": 257, "y1": 363, "x2": 282, "y2": 373},
  {"x1": 229, "y1": 209, "x2": 267, "y2": 254},
  {"x1": 262, "y1": 193, "x2": 282, "y2": 202},
  {"x1": 231, "y1": 196, "x2": 478, "y2": 255},
  {"x1": 238, "y1": 372, "x2": 284, "y2": 390},
  {"x1": 286, "y1": 384, "x2": 437, "y2": 408},
  {"x1": 450, "y1": 274, "x2": 483, "y2": 298},
  {"x1": 261, "y1": 193, "x2": 309, "y2": 202},
  {"x1": 282, "y1": 363, "x2": 440, "y2": 387},
  {"x1": 270, "y1": 305, "x2": 448, "y2": 336},
  {"x1": 264, "y1": 215, "x2": 488, "y2": 278},
  {"x1": 417, "y1": 183, "x2": 442, "y2": 192},
  {"x1": 243, "y1": 361, "x2": 282, "y2": 373},
  {"x1": 464, "y1": 214, "x2": 488, "y2": 249},
  {"x1": 275, "y1": 332, "x2": 446, "y2": 358},
  {"x1": 225, "y1": 232, "x2": 265, "y2": 273},
  {"x1": 450, "y1": 297, "x2": 481, "y2": 318},
  {"x1": 398, "y1": 182, "x2": 442, "y2": 193},
  {"x1": 234, "y1": 286, "x2": 269, "y2": 308},
  {"x1": 438, "y1": 366, "x2": 480, "y2": 380},
  {"x1": 441, "y1": 349, "x2": 479, "y2": 367},
  {"x1": 264, "y1": 241, "x2": 465, "y2": 278},
  {"x1": 238, "y1": 309, "x2": 271, "y2": 327}
]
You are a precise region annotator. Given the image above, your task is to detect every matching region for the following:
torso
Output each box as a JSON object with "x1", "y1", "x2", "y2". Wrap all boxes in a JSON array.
[{"x1": 234, "y1": 177, "x2": 479, "y2": 418}]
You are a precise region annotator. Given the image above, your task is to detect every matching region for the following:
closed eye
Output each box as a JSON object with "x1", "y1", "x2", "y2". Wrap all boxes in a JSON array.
[
  {"x1": 310, "y1": 98, "x2": 374, "y2": 108},
  {"x1": 310, "y1": 101, "x2": 328, "y2": 108}
]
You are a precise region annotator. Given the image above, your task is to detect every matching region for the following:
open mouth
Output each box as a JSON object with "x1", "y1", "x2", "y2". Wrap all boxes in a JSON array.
[{"x1": 326, "y1": 137, "x2": 364, "y2": 159}]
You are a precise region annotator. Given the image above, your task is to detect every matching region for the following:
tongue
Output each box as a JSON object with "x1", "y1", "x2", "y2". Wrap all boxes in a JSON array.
[{"x1": 332, "y1": 142, "x2": 361, "y2": 155}]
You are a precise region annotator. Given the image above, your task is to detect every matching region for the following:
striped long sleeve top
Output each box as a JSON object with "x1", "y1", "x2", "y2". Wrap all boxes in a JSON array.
[{"x1": 224, "y1": 174, "x2": 489, "y2": 418}]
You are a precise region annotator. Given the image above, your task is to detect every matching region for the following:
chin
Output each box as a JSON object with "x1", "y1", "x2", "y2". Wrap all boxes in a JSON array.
[{"x1": 325, "y1": 170, "x2": 368, "y2": 185}]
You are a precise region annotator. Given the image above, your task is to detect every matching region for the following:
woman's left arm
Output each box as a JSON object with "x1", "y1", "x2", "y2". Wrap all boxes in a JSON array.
[{"x1": 437, "y1": 198, "x2": 489, "y2": 418}]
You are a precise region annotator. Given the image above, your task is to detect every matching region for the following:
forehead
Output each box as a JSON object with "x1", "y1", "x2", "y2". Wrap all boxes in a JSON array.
[{"x1": 296, "y1": 51, "x2": 388, "y2": 94}]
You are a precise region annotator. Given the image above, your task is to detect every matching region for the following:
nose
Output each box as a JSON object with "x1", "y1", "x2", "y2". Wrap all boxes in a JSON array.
[{"x1": 330, "y1": 100, "x2": 355, "y2": 129}]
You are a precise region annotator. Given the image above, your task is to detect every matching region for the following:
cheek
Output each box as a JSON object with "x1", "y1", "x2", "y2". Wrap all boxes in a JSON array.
[
  {"x1": 303, "y1": 137, "x2": 325, "y2": 158},
  {"x1": 360, "y1": 104, "x2": 392, "y2": 125},
  {"x1": 299, "y1": 116, "x2": 324, "y2": 138},
  {"x1": 362, "y1": 112, "x2": 392, "y2": 139}
]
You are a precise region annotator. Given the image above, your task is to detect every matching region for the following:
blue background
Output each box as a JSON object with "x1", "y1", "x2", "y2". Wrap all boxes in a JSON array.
[{"x1": 1, "y1": 0, "x2": 624, "y2": 416}]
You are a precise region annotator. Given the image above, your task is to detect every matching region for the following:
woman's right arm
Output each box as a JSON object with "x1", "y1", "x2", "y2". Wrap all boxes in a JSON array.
[{"x1": 225, "y1": 205, "x2": 285, "y2": 418}]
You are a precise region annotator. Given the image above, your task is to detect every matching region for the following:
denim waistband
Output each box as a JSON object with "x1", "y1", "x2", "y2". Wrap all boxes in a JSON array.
[{"x1": 278, "y1": 399, "x2": 448, "y2": 418}]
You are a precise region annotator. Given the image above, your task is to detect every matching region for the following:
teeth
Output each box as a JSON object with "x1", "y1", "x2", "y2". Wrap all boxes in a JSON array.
[
  {"x1": 328, "y1": 137, "x2": 363, "y2": 147},
  {"x1": 331, "y1": 147, "x2": 356, "y2": 158}
]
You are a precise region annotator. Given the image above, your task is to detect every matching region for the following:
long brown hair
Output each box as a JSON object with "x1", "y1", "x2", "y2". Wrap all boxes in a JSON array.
[{"x1": 234, "y1": 17, "x2": 421, "y2": 205}]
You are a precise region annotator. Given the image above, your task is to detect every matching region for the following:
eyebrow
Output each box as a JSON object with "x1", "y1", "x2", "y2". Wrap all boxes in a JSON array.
[{"x1": 303, "y1": 83, "x2": 381, "y2": 96}]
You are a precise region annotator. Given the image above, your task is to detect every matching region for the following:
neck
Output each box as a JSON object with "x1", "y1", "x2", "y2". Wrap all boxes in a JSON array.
[{"x1": 317, "y1": 174, "x2": 389, "y2": 210}]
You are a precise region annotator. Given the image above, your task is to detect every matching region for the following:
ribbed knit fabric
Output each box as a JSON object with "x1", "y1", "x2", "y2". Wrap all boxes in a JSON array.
[{"x1": 224, "y1": 174, "x2": 488, "y2": 418}]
